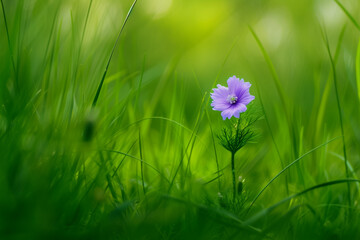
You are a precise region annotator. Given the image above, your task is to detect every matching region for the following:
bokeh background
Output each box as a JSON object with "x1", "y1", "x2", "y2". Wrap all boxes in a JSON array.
[{"x1": 1, "y1": 0, "x2": 360, "y2": 239}]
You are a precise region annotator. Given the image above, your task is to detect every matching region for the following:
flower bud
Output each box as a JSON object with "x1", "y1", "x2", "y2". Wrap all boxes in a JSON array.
[{"x1": 237, "y1": 176, "x2": 245, "y2": 195}]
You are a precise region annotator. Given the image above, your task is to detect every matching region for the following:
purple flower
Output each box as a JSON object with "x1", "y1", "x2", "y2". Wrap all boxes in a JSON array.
[{"x1": 211, "y1": 76, "x2": 255, "y2": 120}]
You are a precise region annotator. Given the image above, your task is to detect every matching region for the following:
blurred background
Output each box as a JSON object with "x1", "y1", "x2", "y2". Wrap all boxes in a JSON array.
[{"x1": 1, "y1": 0, "x2": 360, "y2": 239}]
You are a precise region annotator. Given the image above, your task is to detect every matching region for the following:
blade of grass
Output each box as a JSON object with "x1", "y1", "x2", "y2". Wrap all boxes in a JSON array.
[
  {"x1": 247, "y1": 136, "x2": 341, "y2": 214},
  {"x1": 204, "y1": 173, "x2": 223, "y2": 185},
  {"x1": 139, "y1": 129, "x2": 146, "y2": 195},
  {"x1": 1, "y1": 0, "x2": 17, "y2": 89},
  {"x1": 111, "y1": 140, "x2": 137, "y2": 178},
  {"x1": 92, "y1": 0, "x2": 138, "y2": 107},
  {"x1": 121, "y1": 116, "x2": 206, "y2": 146},
  {"x1": 143, "y1": 57, "x2": 180, "y2": 122},
  {"x1": 99, "y1": 151, "x2": 119, "y2": 202},
  {"x1": 184, "y1": 92, "x2": 207, "y2": 179},
  {"x1": 42, "y1": 5, "x2": 59, "y2": 68},
  {"x1": 44, "y1": 19, "x2": 62, "y2": 114},
  {"x1": 315, "y1": 24, "x2": 346, "y2": 140},
  {"x1": 168, "y1": 92, "x2": 207, "y2": 193},
  {"x1": 134, "y1": 55, "x2": 146, "y2": 114},
  {"x1": 67, "y1": 0, "x2": 94, "y2": 123},
  {"x1": 322, "y1": 27, "x2": 351, "y2": 208},
  {"x1": 245, "y1": 179, "x2": 360, "y2": 225},
  {"x1": 262, "y1": 204, "x2": 319, "y2": 234},
  {"x1": 254, "y1": 81, "x2": 288, "y2": 195},
  {"x1": 162, "y1": 195, "x2": 264, "y2": 235},
  {"x1": 334, "y1": 0, "x2": 360, "y2": 31},
  {"x1": 106, "y1": 141, "x2": 137, "y2": 202},
  {"x1": 191, "y1": 71, "x2": 221, "y2": 190},
  {"x1": 105, "y1": 149, "x2": 170, "y2": 184},
  {"x1": 205, "y1": 109, "x2": 221, "y2": 191},
  {"x1": 74, "y1": 0, "x2": 93, "y2": 79},
  {"x1": 248, "y1": 26, "x2": 287, "y2": 108},
  {"x1": 356, "y1": 39, "x2": 360, "y2": 102},
  {"x1": 329, "y1": 151, "x2": 360, "y2": 191},
  {"x1": 249, "y1": 25, "x2": 298, "y2": 158}
]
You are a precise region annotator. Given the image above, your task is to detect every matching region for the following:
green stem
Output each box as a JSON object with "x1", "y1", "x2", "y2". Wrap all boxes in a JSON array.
[
  {"x1": 1, "y1": 0, "x2": 17, "y2": 90},
  {"x1": 206, "y1": 109, "x2": 221, "y2": 191},
  {"x1": 139, "y1": 129, "x2": 145, "y2": 195},
  {"x1": 322, "y1": 29, "x2": 351, "y2": 210},
  {"x1": 231, "y1": 151, "x2": 236, "y2": 201},
  {"x1": 92, "y1": 0, "x2": 137, "y2": 107}
]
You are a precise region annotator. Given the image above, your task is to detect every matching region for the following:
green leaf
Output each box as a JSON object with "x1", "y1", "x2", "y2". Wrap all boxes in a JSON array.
[
  {"x1": 356, "y1": 39, "x2": 360, "y2": 102},
  {"x1": 334, "y1": 0, "x2": 360, "y2": 32}
]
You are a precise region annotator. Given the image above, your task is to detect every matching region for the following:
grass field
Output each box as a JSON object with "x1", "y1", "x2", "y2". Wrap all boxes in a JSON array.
[{"x1": 1, "y1": 0, "x2": 360, "y2": 239}]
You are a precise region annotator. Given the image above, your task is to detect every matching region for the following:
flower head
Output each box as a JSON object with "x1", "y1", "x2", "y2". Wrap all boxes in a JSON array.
[{"x1": 211, "y1": 76, "x2": 255, "y2": 120}]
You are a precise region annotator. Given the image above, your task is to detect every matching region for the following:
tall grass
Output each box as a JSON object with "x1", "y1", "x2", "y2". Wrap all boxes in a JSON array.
[
  {"x1": 92, "y1": 0, "x2": 138, "y2": 107},
  {"x1": 322, "y1": 27, "x2": 352, "y2": 215},
  {"x1": 1, "y1": 0, "x2": 360, "y2": 239}
]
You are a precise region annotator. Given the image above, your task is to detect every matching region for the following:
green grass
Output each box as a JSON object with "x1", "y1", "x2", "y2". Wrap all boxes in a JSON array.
[{"x1": 1, "y1": 0, "x2": 360, "y2": 239}]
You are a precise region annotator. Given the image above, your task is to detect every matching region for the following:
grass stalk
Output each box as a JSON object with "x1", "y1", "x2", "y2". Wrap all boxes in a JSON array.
[
  {"x1": 322, "y1": 29, "x2": 351, "y2": 209},
  {"x1": 105, "y1": 149, "x2": 170, "y2": 184},
  {"x1": 134, "y1": 55, "x2": 145, "y2": 114},
  {"x1": 245, "y1": 179, "x2": 360, "y2": 225},
  {"x1": 249, "y1": 25, "x2": 298, "y2": 158},
  {"x1": 139, "y1": 129, "x2": 146, "y2": 195},
  {"x1": 254, "y1": 81, "x2": 288, "y2": 196},
  {"x1": 356, "y1": 40, "x2": 360, "y2": 102},
  {"x1": 231, "y1": 151, "x2": 236, "y2": 201},
  {"x1": 1, "y1": 0, "x2": 17, "y2": 89},
  {"x1": 247, "y1": 136, "x2": 340, "y2": 214},
  {"x1": 334, "y1": 0, "x2": 360, "y2": 31},
  {"x1": 168, "y1": 93, "x2": 206, "y2": 193},
  {"x1": 92, "y1": 0, "x2": 138, "y2": 107},
  {"x1": 315, "y1": 24, "x2": 346, "y2": 140},
  {"x1": 72, "y1": 0, "x2": 93, "y2": 85},
  {"x1": 206, "y1": 109, "x2": 221, "y2": 191}
]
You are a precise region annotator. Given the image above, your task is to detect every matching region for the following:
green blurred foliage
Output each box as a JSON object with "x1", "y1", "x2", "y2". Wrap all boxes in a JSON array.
[{"x1": 1, "y1": 0, "x2": 360, "y2": 239}]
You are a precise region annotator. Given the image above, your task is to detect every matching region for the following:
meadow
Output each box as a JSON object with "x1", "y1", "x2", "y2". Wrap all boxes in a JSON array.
[{"x1": 1, "y1": 0, "x2": 360, "y2": 239}]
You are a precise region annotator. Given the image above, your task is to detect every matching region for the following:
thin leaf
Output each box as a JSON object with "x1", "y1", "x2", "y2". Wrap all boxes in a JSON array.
[
  {"x1": 322, "y1": 27, "x2": 351, "y2": 207},
  {"x1": 105, "y1": 149, "x2": 170, "y2": 184},
  {"x1": 254, "y1": 81, "x2": 288, "y2": 195},
  {"x1": 1, "y1": 0, "x2": 17, "y2": 88},
  {"x1": 315, "y1": 24, "x2": 346, "y2": 140},
  {"x1": 334, "y1": 0, "x2": 360, "y2": 31},
  {"x1": 247, "y1": 136, "x2": 341, "y2": 214},
  {"x1": 139, "y1": 129, "x2": 146, "y2": 195},
  {"x1": 356, "y1": 39, "x2": 360, "y2": 102},
  {"x1": 245, "y1": 179, "x2": 360, "y2": 225},
  {"x1": 249, "y1": 25, "x2": 298, "y2": 158},
  {"x1": 92, "y1": 0, "x2": 138, "y2": 107}
]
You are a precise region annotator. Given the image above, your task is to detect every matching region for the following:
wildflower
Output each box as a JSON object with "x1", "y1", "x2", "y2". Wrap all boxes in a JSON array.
[
  {"x1": 211, "y1": 76, "x2": 255, "y2": 120},
  {"x1": 211, "y1": 75, "x2": 258, "y2": 200}
]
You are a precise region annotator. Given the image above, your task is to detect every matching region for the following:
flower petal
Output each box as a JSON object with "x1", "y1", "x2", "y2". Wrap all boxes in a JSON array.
[
  {"x1": 227, "y1": 76, "x2": 252, "y2": 99},
  {"x1": 211, "y1": 84, "x2": 230, "y2": 111},
  {"x1": 221, "y1": 108, "x2": 234, "y2": 120},
  {"x1": 239, "y1": 92, "x2": 255, "y2": 105},
  {"x1": 211, "y1": 101, "x2": 231, "y2": 111},
  {"x1": 237, "y1": 103, "x2": 247, "y2": 113},
  {"x1": 220, "y1": 104, "x2": 247, "y2": 120},
  {"x1": 235, "y1": 82, "x2": 251, "y2": 99},
  {"x1": 211, "y1": 85, "x2": 228, "y2": 99},
  {"x1": 227, "y1": 76, "x2": 243, "y2": 95}
]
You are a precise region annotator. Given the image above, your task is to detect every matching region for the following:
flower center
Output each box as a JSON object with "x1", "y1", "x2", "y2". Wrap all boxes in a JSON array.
[{"x1": 227, "y1": 95, "x2": 238, "y2": 104}]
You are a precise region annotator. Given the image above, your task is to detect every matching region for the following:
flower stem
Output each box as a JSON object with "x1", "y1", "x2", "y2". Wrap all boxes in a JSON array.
[{"x1": 231, "y1": 151, "x2": 236, "y2": 201}]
